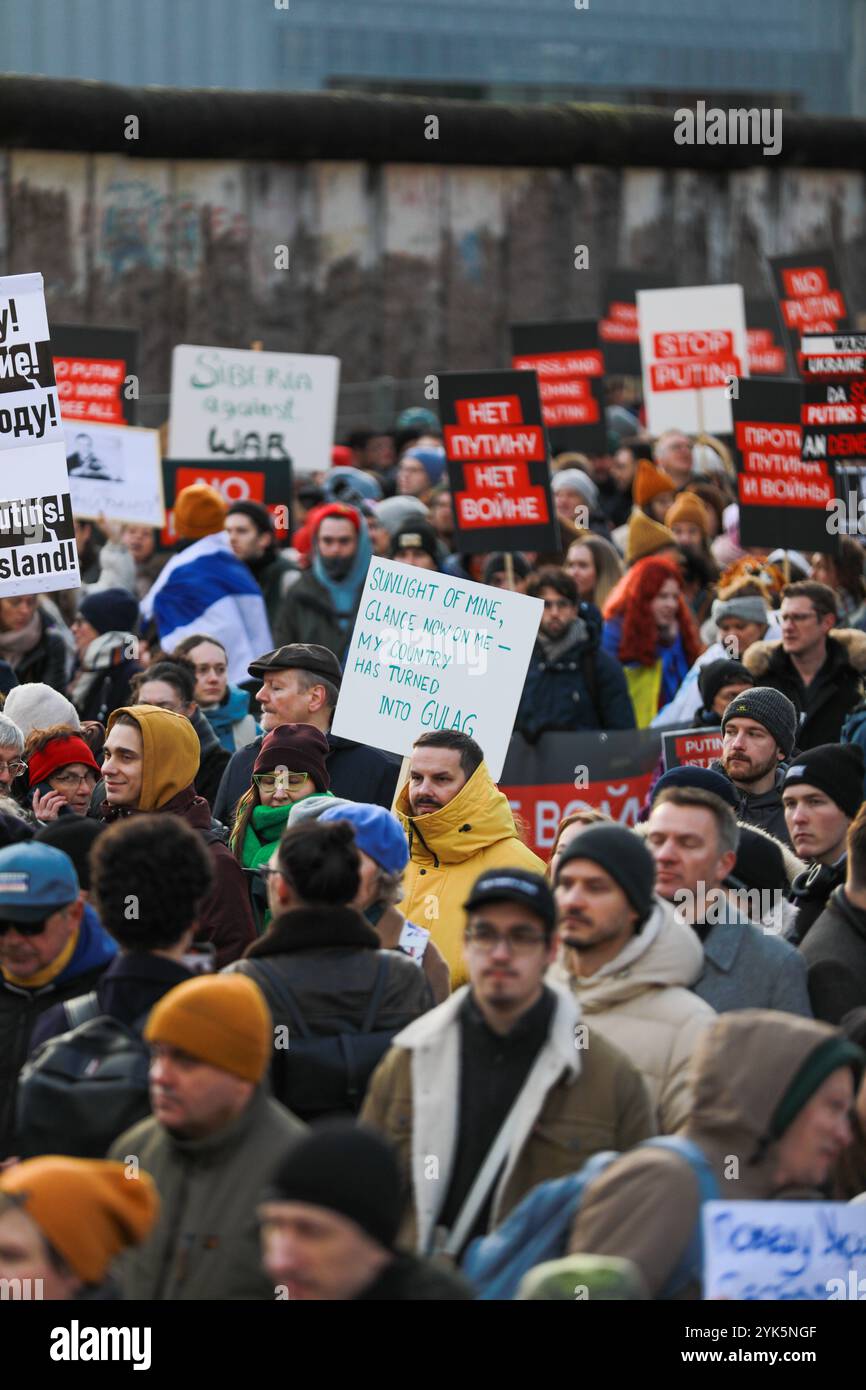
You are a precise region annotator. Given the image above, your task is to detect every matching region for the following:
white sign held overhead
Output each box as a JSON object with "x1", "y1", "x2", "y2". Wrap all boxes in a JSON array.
[
  {"x1": 331, "y1": 559, "x2": 543, "y2": 781},
  {"x1": 0, "y1": 272, "x2": 80, "y2": 596},
  {"x1": 638, "y1": 284, "x2": 749, "y2": 436},
  {"x1": 703, "y1": 1200, "x2": 866, "y2": 1300},
  {"x1": 64, "y1": 421, "x2": 165, "y2": 527},
  {"x1": 168, "y1": 344, "x2": 340, "y2": 475}
]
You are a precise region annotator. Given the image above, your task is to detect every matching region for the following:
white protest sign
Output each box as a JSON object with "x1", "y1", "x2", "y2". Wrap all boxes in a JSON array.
[
  {"x1": 64, "y1": 421, "x2": 165, "y2": 526},
  {"x1": 702, "y1": 1200, "x2": 866, "y2": 1300},
  {"x1": 0, "y1": 272, "x2": 80, "y2": 595},
  {"x1": 331, "y1": 558, "x2": 543, "y2": 781},
  {"x1": 168, "y1": 344, "x2": 339, "y2": 475},
  {"x1": 638, "y1": 284, "x2": 748, "y2": 435}
]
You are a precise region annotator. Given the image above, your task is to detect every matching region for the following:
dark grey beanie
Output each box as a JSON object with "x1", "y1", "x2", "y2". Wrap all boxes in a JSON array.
[
  {"x1": 721, "y1": 685, "x2": 798, "y2": 758},
  {"x1": 556, "y1": 824, "x2": 656, "y2": 922}
]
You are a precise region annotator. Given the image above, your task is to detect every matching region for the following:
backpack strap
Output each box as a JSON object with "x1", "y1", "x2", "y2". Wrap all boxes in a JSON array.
[
  {"x1": 642, "y1": 1135, "x2": 719, "y2": 1298},
  {"x1": 360, "y1": 956, "x2": 390, "y2": 1034},
  {"x1": 63, "y1": 991, "x2": 101, "y2": 1030},
  {"x1": 235, "y1": 959, "x2": 311, "y2": 1039}
]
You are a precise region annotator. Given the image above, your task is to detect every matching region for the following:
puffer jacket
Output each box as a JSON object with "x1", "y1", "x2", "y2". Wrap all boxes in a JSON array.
[
  {"x1": 515, "y1": 605, "x2": 635, "y2": 740},
  {"x1": 395, "y1": 762, "x2": 545, "y2": 986},
  {"x1": 569, "y1": 1010, "x2": 856, "y2": 1297},
  {"x1": 361, "y1": 982, "x2": 655, "y2": 1255},
  {"x1": 552, "y1": 905, "x2": 716, "y2": 1133},
  {"x1": 744, "y1": 629, "x2": 866, "y2": 750}
]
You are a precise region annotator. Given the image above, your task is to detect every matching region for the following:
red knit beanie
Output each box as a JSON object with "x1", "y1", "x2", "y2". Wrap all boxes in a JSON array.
[{"x1": 28, "y1": 735, "x2": 101, "y2": 789}]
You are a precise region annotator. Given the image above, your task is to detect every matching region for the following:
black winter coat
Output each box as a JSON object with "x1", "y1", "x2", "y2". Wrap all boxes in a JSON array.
[
  {"x1": 272, "y1": 568, "x2": 359, "y2": 663},
  {"x1": 744, "y1": 630, "x2": 866, "y2": 751},
  {"x1": 788, "y1": 857, "x2": 847, "y2": 946},
  {"x1": 228, "y1": 905, "x2": 433, "y2": 1115},
  {"x1": 514, "y1": 606, "x2": 636, "y2": 740},
  {"x1": 28, "y1": 951, "x2": 192, "y2": 1055},
  {"x1": 14, "y1": 613, "x2": 68, "y2": 692},
  {"x1": 801, "y1": 886, "x2": 866, "y2": 1025},
  {"x1": 212, "y1": 732, "x2": 401, "y2": 826}
]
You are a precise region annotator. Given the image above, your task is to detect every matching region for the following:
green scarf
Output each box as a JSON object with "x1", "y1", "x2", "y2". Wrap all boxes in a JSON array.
[{"x1": 241, "y1": 803, "x2": 293, "y2": 871}]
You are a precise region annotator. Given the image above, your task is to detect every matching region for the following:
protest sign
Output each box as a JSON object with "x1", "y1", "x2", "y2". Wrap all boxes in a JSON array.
[
  {"x1": 661, "y1": 728, "x2": 723, "y2": 771},
  {"x1": 160, "y1": 458, "x2": 292, "y2": 546},
  {"x1": 599, "y1": 270, "x2": 670, "y2": 377},
  {"x1": 52, "y1": 325, "x2": 139, "y2": 426},
  {"x1": 732, "y1": 378, "x2": 836, "y2": 554},
  {"x1": 0, "y1": 272, "x2": 79, "y2": 595},
  {"x1": 703, "y1": 1200, "x2": 866, "y2": 1300},
  {"x1": 331, "y1": 558, "x2": 543, "y2": 781},
  {"x1": 510, "y1": 320, "x2": 607, "y2": 456},
  {"x1": 501, "y1": 729, "x2": 662, "y2": 854},
  {"x1": 168, "y1": 344, "x2": 339, "y2": 475},
  {"x1": 438, "y1": 368, "x2": 559, "y2": 554},
  {"x1": 745, "y1": 298, "x2": 790, "y2": 377},
  {"x1": 768, "y1": 250, "x2": 851, "y2": 369},
  {"x1": 637, "y1": 284, "x2": 748, "y2": 435},
  {"x1": 64, "y1": 422, "x2": 164, "y2": 526}
]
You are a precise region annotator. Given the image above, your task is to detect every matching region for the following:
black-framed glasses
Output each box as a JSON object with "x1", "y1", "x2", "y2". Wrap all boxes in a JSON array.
[
  {"x1": 465, "y1": 924, "x2": 548, "y2": 953},
  {"x1": 0, "y1": 919, "x2": 48, "y2": 937}
]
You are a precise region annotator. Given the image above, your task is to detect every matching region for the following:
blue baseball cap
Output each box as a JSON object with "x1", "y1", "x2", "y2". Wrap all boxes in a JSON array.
[
  {"x1": 0, "y1": 842, "x2": 79, "y2": 922},
  {"x1": 318, "y1": 803, "x2": 409, "y2": 876}
]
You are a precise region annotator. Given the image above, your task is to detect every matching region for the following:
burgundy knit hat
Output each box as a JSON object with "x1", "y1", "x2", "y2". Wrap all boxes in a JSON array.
[{"x1": 253, "y1": 724, "x2": 330, "y2": 792}]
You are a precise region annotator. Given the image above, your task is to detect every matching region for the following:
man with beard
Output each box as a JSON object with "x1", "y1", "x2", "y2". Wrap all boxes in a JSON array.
[
  {"x1": 272, "y1": 503, "x2": 371, "y2": 663},
  {"x1": 515, "y1": 568, "x2": 635, "y2": 738},
  {"x1": 714, "y1": 687, "x2": 799, "y2": 845}
]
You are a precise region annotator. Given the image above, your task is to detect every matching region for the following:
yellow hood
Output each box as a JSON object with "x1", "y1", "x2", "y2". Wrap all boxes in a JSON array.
[
  {"x1": 396, "y1": 761, "x2": 523, "y2": 865},
  {"x1": 107, "y1": 704, "x2": 200, "y2": 811}
]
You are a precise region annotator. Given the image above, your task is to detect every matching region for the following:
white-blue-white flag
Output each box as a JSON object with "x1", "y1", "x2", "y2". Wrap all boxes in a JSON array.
[{"x1": 140, "y1": 531, "x2": 273, "y2": 684}]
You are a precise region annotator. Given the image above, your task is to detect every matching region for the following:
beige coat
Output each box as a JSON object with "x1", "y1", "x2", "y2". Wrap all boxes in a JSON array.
[{"x1": 553, "y1": 903, "x2": 716, "y2": 1133}]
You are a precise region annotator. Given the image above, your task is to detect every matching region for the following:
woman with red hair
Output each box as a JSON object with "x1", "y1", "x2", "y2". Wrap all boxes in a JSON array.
[{"x1": 601, "y1": 556, "x2": 704, "y2": 726}]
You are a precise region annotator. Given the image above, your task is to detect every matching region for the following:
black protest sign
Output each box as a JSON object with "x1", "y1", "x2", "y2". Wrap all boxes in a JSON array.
[
  {"x1": 52, "y1": 325, "x2": 139, "y2": 427},
  {"x1": 599, "y1": 269, "x2": 670, "y2": 376},
  {"x1": 510, "y1": 320, "x2": 607, "y2": 457},
  {"x1": 767, "y1": 250, "x2": 851, "y2": 371},
  {"x1": 798, "y1": 334, "x2": 866, "y2": 514},
  {"x1": 439, "y1": 368, "x2": 559, "y2": 555},
  {"x1": 745, "y1": 297, "x2": 791, "y2": 377},
  {"x1": 732, "y1": 378, "x2": 837, "y2": 554},
  {"x1": 161, "y1": 458, "x2": 292, "y2": 547},
  {"x1": 661, "y1": 727, "x2": 724, "y2": 772}
]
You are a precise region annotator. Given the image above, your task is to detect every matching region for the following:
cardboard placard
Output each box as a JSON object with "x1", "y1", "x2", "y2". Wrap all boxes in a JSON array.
[
  {"x1": 732, "y1": 378, "x2": 837, "y2": 554},
  {"x1": 331, "y1": 558, "x2": 543, "y2": 781},
  {"x1": 661, "y1": 728, "x2": 723, "y2": 771},
  {"x1": 64, "y1": 421, "x2": 164, "y2": 526},
  {"x1": 637, "y1": 284, "x2": 748, "y2": 435},
  {"x1": 510, "y1": 320, "x2": 607, "y2": 455},
  {"x1": 703, "y1": 1200, "x2": 866, "y2": 1301},
  {"x1": 768, "y1": 250, "x2": 851, "y2": 370},
  {"x1": 745, "y1": 297, "x2": 791, "y2": 377},
  {"x1": 52, "y1": 325, "x2": 139, "y2": 426},
  {"x1": 438, "y1": 368, "x2": 560, "y2": 554},
  {"x1": 599, "y1": 269, "x2": 671, "y2": 376},
  {"x1": 160, "y1": 458, "x2": 292, "y2": 547},
  {"x1": 168, "y1": 344, "x2": 339, "y2": 475},
  {"x1": 0, "y1": 272, "x2": 80, "y2": 595},
  {"x1": 501, "y1": 729, "x2": 663, "y2": 854}
]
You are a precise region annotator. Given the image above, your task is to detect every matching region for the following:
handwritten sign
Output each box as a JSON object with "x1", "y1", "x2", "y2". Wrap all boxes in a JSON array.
[
  {"x1": 0, "y1": 272, "x2": 80, "y2": 595},
  {"x1": 168, "y1": 344, "x2": 339, "y2": 475},
  {"x1": 331, "y1": 558, "x2": 543, "y2": 781},
  {"x1": 703, "y1": 1200, "x2": 866, "y2": 1300},
  {"x1": 638, "y1": 284, "x2": 749, "y2": 435},
  {"x1": 64, "y1": 421, "x2": 164, "y2": 526}
]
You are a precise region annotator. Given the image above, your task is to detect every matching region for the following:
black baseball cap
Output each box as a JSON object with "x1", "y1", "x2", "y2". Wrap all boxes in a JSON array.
[
  {"x1": 463, "y1": 868, "x2": 556, "y2": 933},
  {"x1": 248, "y1": 644, "x2": 343, "y2": 688}
]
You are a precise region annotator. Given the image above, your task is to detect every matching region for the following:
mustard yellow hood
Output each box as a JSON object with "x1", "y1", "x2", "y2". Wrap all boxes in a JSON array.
[
  {"x1": 107, "y1": 704, "x2": 200, "y2": 811},
  {"x1": 395, "y1": 761, "x2": 523, "y2": 865}
]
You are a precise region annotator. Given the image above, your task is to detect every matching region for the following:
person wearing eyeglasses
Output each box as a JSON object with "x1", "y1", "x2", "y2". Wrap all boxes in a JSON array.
[
  {"x1": 0, "y1": 711, "x2": 26, "y2": 801},
  {"x1": 361, "y1": 867, "x2": 654, "y2": 1258},
  {"x1": 229, "y1": 724, "x2": 333, "y2": 933},
  {"x1": 22, "y1": 726, "x2": 101, "y2": 823},
  {"x1": 0, "y1": 841, "x2": 116, "y2": 1157}
]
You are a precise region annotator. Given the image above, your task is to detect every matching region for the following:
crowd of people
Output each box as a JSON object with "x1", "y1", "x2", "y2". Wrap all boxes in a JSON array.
[{"x1": 1, "y1": 401, "x2": 866, "y2": 1304}]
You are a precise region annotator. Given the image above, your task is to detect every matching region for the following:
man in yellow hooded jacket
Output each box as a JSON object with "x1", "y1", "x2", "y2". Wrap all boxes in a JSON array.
[
  {"x1": 396, "y1": 730, "x2": 545, "y2": 984},
  {"x1": 99, "y1": 705, "x2": 255, "y2": 968}
]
